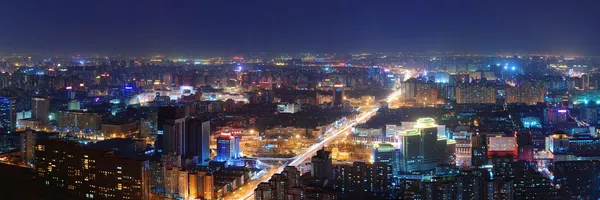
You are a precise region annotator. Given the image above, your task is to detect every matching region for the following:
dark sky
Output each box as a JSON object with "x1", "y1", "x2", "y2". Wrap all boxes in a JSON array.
[{"x1": 1, "y1": 0, "x2": 599, "y2": 55}]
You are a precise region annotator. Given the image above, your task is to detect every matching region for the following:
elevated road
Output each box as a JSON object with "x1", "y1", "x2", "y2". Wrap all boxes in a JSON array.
[{"x1": 230, "y1": 88, "x2": 402, "y2": 200}]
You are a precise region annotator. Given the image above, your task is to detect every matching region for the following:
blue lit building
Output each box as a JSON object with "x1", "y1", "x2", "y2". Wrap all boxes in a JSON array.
[
  {"x1": 215, "y1": 132, "x2": 240, "y2": 162},
  {"x1": 0, "y1": 96, "x2": 16, "y2": 152},
  {"x1": 521, "y1": 117, "x2": 542, "y2": 129},
  {"x1": 0, "y1": 96, "x2": 16, "y2": 133}
]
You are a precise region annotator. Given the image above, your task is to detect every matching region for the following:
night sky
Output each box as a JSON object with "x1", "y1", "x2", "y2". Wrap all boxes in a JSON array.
[{"x1": 1, "y1": 0, "x2": 599, "y2": 55}]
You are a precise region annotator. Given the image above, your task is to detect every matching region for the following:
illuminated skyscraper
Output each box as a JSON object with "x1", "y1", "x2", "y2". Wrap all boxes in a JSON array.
[
  {"x1": 186, "y1": 118, "x2": 211, "y2": 165},
  {"x1": 397, "y1": 118, "x2": 447, "y2": 174},
  {"x1": 215, "y1": 132, "x2": 240, "y2": 162},
  {"x1": 0, "y1": 96, "x2": 16, "y2": 134}
]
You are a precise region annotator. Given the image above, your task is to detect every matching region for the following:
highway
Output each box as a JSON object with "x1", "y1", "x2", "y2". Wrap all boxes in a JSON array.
[{"x1": 227, "y1": 88, "x2": 402, "y2": 200}]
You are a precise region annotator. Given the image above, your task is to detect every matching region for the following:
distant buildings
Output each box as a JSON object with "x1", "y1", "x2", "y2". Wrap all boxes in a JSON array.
[
  {"x1": 456, "y1": 84, "x2": 496, "y2": 104},
  {"x1": 505, "y1": 80, "x2": 545, "y2": 105},
  {"x1": 56, "y1": 110, "x2": 102, "y2": 133}
]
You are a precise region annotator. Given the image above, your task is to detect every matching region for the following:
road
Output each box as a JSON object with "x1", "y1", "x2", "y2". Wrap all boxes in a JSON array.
[{"x1": 228, "y1": 88, "x2": 402, "y2": 200}]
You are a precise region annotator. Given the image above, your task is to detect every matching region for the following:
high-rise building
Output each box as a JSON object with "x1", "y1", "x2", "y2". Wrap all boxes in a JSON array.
[
  {"x1": 505, "y1": 80, "x2": 545, "y2": 105},
  {"x1": 0, "y1": 96, "x2": 16, "y2": 133},
  {"x1": 311, "y1": 148, "x2": 333, "y2": 180},
  {"x1": 215, "y1": 132, "x2": 240, "y2": 162},
  {"x1": 31, "y1": 97, "x2": 50, "y2": 125},
  {"x1": 582, "y1": 73, "x2": 590, "y2": 90},
  {"x1": 373, "y1": 143, "x2": 399, "y2": 177},
  {"x1": 34, "y1": 138, "x2": 152, "y2": 200},
  {"x1": 456, "y1": 84, "x2": 496, "y2": 104},
  {"x1": 332, "y1": 83, "x2": 344, "y2": 108},
  {"x1": 397, "y1": 118, "x2": 447, "y2": 174},
  {"x1": 416, "y1": 83, "x2": 438, "y2": 105},
  {"x1": 19, "y1": 129, "x2": 57, "y2": 166},
  {"x1": 471, "y1": 133, "x2": 488, "y2": 167},
  {"x1": 186, "y1": 118, "x2": 211, "y2": 165},
  {"x1": 400, "y1": 79, "x2": 418, "y2": 102}
]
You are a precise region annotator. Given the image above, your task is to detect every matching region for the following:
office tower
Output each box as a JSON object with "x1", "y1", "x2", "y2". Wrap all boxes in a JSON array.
[
  {"x1": 0, "y1": 96, "x2": 16, "y2": 134},
  {"x1": 31, "y1": 97, "x2": 50, "y2": 125},
  {"x1": 397, "y1": 118, "x2": 447, "y2": 174},
  {"x1": 216, "y1": 132, "x2": 240, "y2": 162},
  {"x1": 373, "y1": 143, "x2": 399, "y2": 177},
  {"x1": 505, "y1": 80, "x2": 545, "y2": 105},
  {"x1": 311, "y1": 148, "x2": 333, "y2": 180},
  {"x1": 186, "y1": 118, "x2": 211, "y2": 165},
  {"x1": 332, "y1": 83, "x2": 344, "y2": 108},
  {"x1": 34, "y1": 138, "x2": 151, "y2": 200},
  {"x1": 157, "y1": 106, "x2": 187, "y2": 167},
  {"x1": 456, "y1": 84, "x2": 496, "y2": 104}
]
